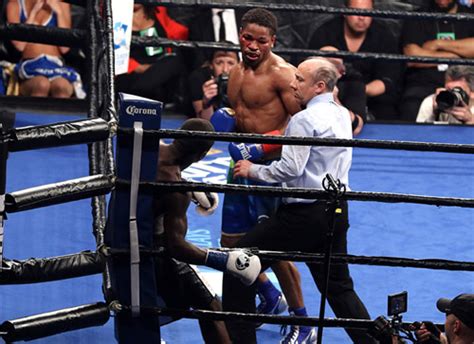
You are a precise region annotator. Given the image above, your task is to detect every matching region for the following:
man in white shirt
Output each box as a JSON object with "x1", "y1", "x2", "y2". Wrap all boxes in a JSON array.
[
  {"x1": 416, "y1": 65, "x2": 474, "y2": 124},
  {"x1": 225, "y1": 57, "x2": 375, "y2": 344}
]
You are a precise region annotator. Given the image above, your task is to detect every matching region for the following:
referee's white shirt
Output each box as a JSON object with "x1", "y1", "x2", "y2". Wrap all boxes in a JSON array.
[{"x1": 249, "y1": 92, "x2": 353, "y2": 204}]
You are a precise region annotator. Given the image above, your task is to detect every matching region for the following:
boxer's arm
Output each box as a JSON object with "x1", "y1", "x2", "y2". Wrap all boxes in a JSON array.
[
  {"x1": 235, "y1": 117, "x2": 311, "y2": 183},
  {"x1": 162, "y1": 192, "x2": 207, "y2": 265},
  {"x1": 278, "y1": 64, "x2": 303, "y2": 116}
]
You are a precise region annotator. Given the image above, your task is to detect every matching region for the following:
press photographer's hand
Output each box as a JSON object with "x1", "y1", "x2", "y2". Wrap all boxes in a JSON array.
[
  {"x1": 202, "y1": 78, "x2": 218, "y2": 109},
  {"x1": 432, "y1": 88, "x2": 446, "y2": 111},
  {"x1": 446, "y1": 101, "x2": 474, "y2": 124},
  {"x1": 413, "y1": 321, "x2": 445, "y2": 344}
]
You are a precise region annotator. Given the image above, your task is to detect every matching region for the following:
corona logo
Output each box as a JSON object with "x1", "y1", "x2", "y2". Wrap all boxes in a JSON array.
[{"x1": 125, "y1": 106, "x2": 157, "y2": 116}]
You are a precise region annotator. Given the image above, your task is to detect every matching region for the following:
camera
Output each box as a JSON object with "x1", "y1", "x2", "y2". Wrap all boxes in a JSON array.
[
  {"x1": 435, "y1": 86, "x2": 469, "y2": 112},
  {"x1": 388, "y1": 291, "x2": 408, "y2": 317},
  {"x1": 212, "y1": 73, "x2": 230, "y2": 107},
  {"x1": 369, "y1": 292, "x2": 413, "y2": 344}
]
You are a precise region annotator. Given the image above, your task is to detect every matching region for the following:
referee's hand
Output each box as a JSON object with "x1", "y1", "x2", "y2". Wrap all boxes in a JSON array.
[{"x1": 234, "y1": 160, "x2": 253, "y2": 178}]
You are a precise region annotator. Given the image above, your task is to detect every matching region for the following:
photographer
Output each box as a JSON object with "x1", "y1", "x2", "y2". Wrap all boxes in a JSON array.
[
  {"x1": 188, "y1": 47, "x2": 239, "y2": 120},
  {"x1": 415, "y1": 294, "x2": 474, "y2": 344},
  {"x1": 416, "y1": 65, "x2": 474, "y2": 124}
]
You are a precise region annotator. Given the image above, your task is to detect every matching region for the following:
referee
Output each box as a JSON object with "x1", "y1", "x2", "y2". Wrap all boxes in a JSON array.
[{"x1": 223, "y1": 57, "x2": 375, "y2": 344}]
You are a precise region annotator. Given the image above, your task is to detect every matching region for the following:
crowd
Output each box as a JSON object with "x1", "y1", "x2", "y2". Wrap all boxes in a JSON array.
[{"x1": 0, "y1": 0, "x2": 473, "y2": 125}]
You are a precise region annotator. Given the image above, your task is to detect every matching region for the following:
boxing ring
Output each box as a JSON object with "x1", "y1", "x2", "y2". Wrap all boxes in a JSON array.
[
  {"x1": 0, "y1": 113, "x2": 472, "y2": 343},
  {"x1": 0, "y1": 0, "x2": 473, "y2": 343}
]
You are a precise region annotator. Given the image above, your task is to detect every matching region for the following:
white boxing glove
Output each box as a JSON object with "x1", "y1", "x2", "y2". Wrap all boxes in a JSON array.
[
  {"x1": 225, "y1": 250, "x2": 261, "y2": 286},
  {"x1": 191, "y1": 191, "x2": 219, "y2": 216},
  {"x1": 205, "y1": 249, "x2": 261, "y2": 286}
]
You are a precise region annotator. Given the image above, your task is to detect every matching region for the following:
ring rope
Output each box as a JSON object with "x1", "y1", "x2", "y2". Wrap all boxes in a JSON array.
[
  {"x1": 119, "y1": 128, "x2": 474, "y2": 154},
  {"x1": 153, "y1": 0, "x2": 474, "y2": 21},
  {"x1": 0, "y1": 303, "x2": 110, "y2": 343},
  {"x1": 0, "y1": 251, "x2": 103, "y2": 285},
  {"x1": 115, "y1": 306, "x2": 443, "y2": 332},
  {"x1": 130, "y1": 181, "x2": 474, "y2": 208},
  {"x1": 133, "y1": 37, "x2": 474, "y2": 66},
  {"x1": 5, "y1": 174, "x2": 114, "y2": 213},
  {"x1": 7, "y1": 118, "x2": 110, "y2": 152},
  {"x1": 106, "y1": 246, "x2": 474, "y2": 272},
  {"x1": 0, "y1": 96, "x2": 88, "y2": 115},
  {"x1": 248, "y1": 250, "x2": 474, "y2": 271},
  {"x1": 0, "y1": 24, "x2": 84, "y2": 48}
]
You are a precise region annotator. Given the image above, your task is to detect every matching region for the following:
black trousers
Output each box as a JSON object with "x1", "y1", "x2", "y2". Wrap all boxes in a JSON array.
[{"x1": 222, "y1": 200, "x2": 376, "y2": 344}]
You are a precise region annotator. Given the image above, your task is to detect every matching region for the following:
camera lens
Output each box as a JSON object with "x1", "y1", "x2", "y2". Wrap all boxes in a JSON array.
[{"x1": 436, "y1": 87, "x2": 469, "y2": 112}]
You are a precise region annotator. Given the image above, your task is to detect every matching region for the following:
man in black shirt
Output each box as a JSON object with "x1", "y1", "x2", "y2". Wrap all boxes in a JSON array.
[
  {"x1": 400, "y1": 0, "x2": 474, "y2": 121},
  {"x1": 308, "y1": 0, "x2": 402, "y2": 121}
]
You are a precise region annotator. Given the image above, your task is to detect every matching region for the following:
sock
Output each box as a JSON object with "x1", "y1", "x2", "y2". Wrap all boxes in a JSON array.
[
  {"x1": 257, "y1": 279, "x2": 281, "y2": 302},
  {"x1": 289, "y1": 307, "x2": 312, "y2": 333},
  {"x1": 289, "y1": 306, "x2": 308, "y2": 317},
  {"x1": 205, "y1": 250, "x2": 228, "y2": 272}
]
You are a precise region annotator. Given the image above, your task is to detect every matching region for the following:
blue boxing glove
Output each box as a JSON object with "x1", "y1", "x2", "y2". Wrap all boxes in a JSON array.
[
  {"x1": 210, "y1": 107, "x2": 236, "y2": 132},
  {"x1": 228, "y1": 130, "x2": 282, "y2": 162},
  {"x1": 228, "y1": 142, "x2": 264, "y2": 162}
]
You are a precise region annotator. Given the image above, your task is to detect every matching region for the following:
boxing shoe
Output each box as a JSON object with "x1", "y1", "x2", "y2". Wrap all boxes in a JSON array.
[
  {"x1": 210, "y1": 107, "x2": 236, "y2": 132},
  {"x1": 255, "y1": 292, "x2": 288, "y2": 329},
  {"x1": 280, "y1": 324, "x2": 317, "y2": 344},
  {"x1": 205, "y1": 249, "x2": 261, "y2": 286}
]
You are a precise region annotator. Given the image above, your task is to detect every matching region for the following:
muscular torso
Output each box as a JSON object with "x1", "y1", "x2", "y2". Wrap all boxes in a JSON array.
[{"x1": 228, "y1": 53, "x2": 298, "y2": 134}]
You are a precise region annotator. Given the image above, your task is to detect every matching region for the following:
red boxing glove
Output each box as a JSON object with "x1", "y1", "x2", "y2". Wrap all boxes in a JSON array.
[{"x1": 260, "y1": 129, "x2": 282, "y2": 155}]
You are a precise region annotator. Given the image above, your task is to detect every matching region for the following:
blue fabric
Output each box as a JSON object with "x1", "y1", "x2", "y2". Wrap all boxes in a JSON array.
[
  {"x1": 0, "y1": 66, "x2": 5, "y2": 95},
  {"x1": 16, "y1": 55, "x2": 79, "y2": 83},
  {"x1": 19, "y1": 0, "x2": 58, "y2": 27},
  {"x1": 257, "y1": 278, "x2": 281, "y2": 302},
  {"x1": 221, "y1": 160, "x2": 281, "y2": 235},
  {"x1": 205, "y1": 250, "x2": 228, "y2": 272}
]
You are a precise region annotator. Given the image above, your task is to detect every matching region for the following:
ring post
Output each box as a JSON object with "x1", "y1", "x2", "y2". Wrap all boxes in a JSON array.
[
  {"x1": 0, "y1": 123, "x2": 9, "y2": 270},
  {"x1": 104, "y1": 93, "x2": 163, "y2": 343},
  {"x1": 317, "y1": 173, "x2": 346, "y2": 344}
]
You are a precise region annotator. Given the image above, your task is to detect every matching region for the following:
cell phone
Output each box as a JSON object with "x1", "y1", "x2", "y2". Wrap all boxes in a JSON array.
[{"x1": 387, "y1": 291, "x2": 408, "y2": 316}]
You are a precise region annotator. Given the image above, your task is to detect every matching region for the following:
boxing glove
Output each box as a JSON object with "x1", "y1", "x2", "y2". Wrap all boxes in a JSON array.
[
  {"x1": 191, "y1": 191, "x2": 219, "y2": 216},
  {"x1": 228, "y1": 130, "x2": 282, "y2": 162},
  {"x1": 210, "y1": 107, "x2": 236, "y2": 132},
  {"x1": 205, "y1": 249, "x2": 261, "y2": 286}
]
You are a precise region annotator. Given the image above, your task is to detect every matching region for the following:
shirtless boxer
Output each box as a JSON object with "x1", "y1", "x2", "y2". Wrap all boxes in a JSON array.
[
  {"x1": 153, "y1": 118, "x2": 260, "y2": 343},
  {"x1": 211, "y1": 8, "x2": 312, "y2": 342}
]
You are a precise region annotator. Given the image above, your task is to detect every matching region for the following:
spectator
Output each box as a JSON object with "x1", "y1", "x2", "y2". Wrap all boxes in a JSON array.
[
  {"x1": 6, "y1": 0, "x2": 85, "y2": 98},
  {"x1": 416, "y1": 65, "x2": 474, "y2": 124},
  {"x1": 187, "y1": 8, "x2": 241, "y2": 70},
  {"x1": 320, "y1": 46, "x2": 366, "y2": 136},
  {"x1": 307, "y1": 0, "x2": 402, "y2": 121},
  {"x1": 415, "y1": 294, "x2": 474, "y2": 344},
  {"x1": 188, "y1": 47, "x2": 239, "y2": 119},
  {"x1": 115, "y1": 4, "x2": 188, "y2": 105},
  {"x1": 400, "y1": 0, "x2": 474, "y2": 121}
]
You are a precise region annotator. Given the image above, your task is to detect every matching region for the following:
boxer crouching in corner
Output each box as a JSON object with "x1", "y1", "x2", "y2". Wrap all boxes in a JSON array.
[{"x1": 153, "y1": 118, "x2": 261, "y2": 343}]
